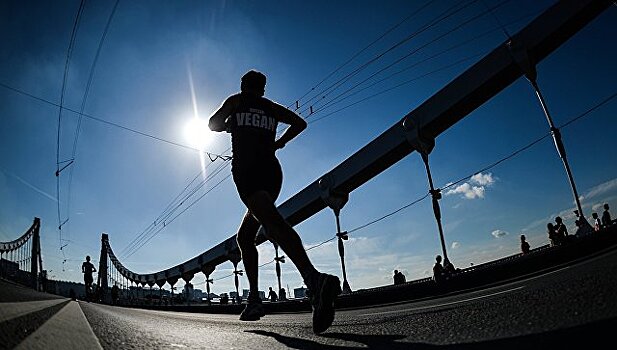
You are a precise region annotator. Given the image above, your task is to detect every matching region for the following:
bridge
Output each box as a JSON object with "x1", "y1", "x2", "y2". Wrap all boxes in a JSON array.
[{"x1": 1, "y1": 0, "x2": 616, "y2": 348}]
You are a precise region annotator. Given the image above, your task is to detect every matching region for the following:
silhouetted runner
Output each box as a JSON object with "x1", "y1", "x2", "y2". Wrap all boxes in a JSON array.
[
  {"x1": 82, "y1": 255, "x2": 96, "y2": 301},
  {"x1": 209, "y1": 70, "x2": 341, "y2": 334}
]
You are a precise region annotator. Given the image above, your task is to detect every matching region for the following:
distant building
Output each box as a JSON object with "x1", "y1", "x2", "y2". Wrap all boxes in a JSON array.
[
  {"x1": 240, "y1": 289, "x2": 265, "y2": 300},
  {"x1": 193, "y1": 288, "x2": 203, "y2": 300},
  {"x1": 183, "y1": 283, "x2": 194, "y2": 301},
  {"x1": 294, "y1": 286, "x2": 308, "y2": 299}
]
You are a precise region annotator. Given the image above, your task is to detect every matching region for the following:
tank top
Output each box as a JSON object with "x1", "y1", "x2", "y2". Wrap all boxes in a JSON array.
[{"x1": 229, "y1": 93, "x2": 279, "y2": 168}]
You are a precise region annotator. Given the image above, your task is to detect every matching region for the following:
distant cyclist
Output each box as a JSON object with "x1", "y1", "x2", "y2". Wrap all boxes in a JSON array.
[
  {"x1": 209, "y1": 70, "x2": 341, "y2": 334},
  {"x1": 82, "y1": 255, "x2": 97, "y2": 301}
]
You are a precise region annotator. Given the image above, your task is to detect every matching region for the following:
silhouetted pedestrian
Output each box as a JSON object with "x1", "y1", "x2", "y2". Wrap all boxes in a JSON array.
[
  {"x1": 555, "y1": 217, "x2": 568, "y2": 243},
  {"x1": 279, "y1": 288, "x2": 287, "y2": 301},
  {"x1": 602, "y1": 203, "x2": 612, "y2": 228},
  {"x1": 547, "y1": 223, "x2": 559, "y2": 246},
  {"x1": 575, "y1": 218, "x2": 593, "y2": 237},
  {"x1": 433, "y1": 255, "x2": 445, "y2": 283},
  {"x1": 444, "y1": 259, "x2": 456, "y2": 275},
  {"x1": 393, "y1": 270, "x2": 406, "y2": 285},
  {"x1": 82, "y1": 255, "x2": 96, "y2": 301},
  {"x1": 209, "y1": 70, "x2": 341, "y2": 333},
  {"x1": 520, "y1": 234, "x2": 530, "y2": 254},
  {"x1": 268, "y1": 287, "x2": 278, "y2": 302},
  {"x1": 111, "y1": 284, "x2": 119, "y2": 305},
  {"x1": 592, "y1": 212, "x2": 602, "y2": 231}
]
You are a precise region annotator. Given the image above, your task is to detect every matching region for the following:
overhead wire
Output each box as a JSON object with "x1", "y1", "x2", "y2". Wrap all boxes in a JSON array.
[
  {"x1": 65, "y1": 0, "x2": 121, "y2": 248},
  {"x1": 0, "y1": 81, "x2": 230, "y2": 159},
  {"x1": 120, "y1": 160, "x2": 231, "y2": 258},
  {"x1": 287, "y1": 0, "x2": 437, "y2": 109},
  {"x1": 307, "y1": 0, "x2": 511, "y2": 117},
  {"x1": 296, "y1": 0, "x2": 480, "y2": 115},
  {"x1": 56, "y1": 0, "x2": 86, "y2": 251},
  {"x1": 307, "y1": 7, "x2": 541, "y2": 119}
]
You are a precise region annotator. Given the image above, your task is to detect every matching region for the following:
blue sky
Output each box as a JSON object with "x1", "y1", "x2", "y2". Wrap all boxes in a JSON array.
[{"x1": 1, "y1": 0, "x2": 616, "y2": 296}]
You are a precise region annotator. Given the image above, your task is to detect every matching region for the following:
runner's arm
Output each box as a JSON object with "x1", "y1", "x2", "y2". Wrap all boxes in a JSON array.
[
  {"x1": 209, "y1": 95, "x2": 238, "y2": 132},
  {"x1": 272, "y1": 103, "x2": 307, "y2": 149}
]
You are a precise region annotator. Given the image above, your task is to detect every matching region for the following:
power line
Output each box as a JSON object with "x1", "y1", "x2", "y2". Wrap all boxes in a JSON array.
[
  {"x1": 56, "y1": 0, "x2": 86, "y2": 245},
  {"x1": 65, "y1": 0, "x2": 121, "y2": 247},
  {"x1": 0, "y1": 81, "x2": 230, "y2": 159},
  {"x1": 120, "y1": 160, "x2": 230, "y2": 258},
  {"x1": 122, "y1": 167, "x2": 232, "y2": 259},
  {"x1": 309, "y1": 8, "x2": 540, "y2": 119},
  {"x1": 297, "y1": 0, "x2": 480, "y2": 115},
  {"x1": 308, "y1": 0, "x2": 511, "y2": 117},
  {"x1": 287, "y1": 0, "x2": 437, "y2": 109}
]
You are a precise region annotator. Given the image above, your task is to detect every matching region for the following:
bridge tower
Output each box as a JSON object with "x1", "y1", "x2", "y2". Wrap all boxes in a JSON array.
[{"x1": 97, "y1": 233, "x2": 109, "y2": 300}]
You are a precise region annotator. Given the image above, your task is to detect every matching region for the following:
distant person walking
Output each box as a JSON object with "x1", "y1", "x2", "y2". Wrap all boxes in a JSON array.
[
  {"x1": 209, "y1": 70, "x2": 341, "y2": 333},
  {"x1": 82, "y1": 255, "x2": 96, "y2": 301},
  {"x1": 602, "y1": 203, "x2": 612, "y2": 228},
  {"x1": 268, "y1": 287, "x2": 278, "y2": 302},
  {"x1": 554, "y1": 217, "x2": 568, "y2": 243},
  {"x1": 433, "y1": 255, "x2": 445, "y2": 283},
  {"x1": 575, "y1": 218, "x2": 593, "y2": 237},
  {"x1": 520, "y1": 234, "x2": 530, "y2": 254},
  {"x1": 592, "y1": 212, "x2": 602, "y2": 231},
  {"x1": 393, "y1": 270, "x2": 406, "y2": 285},
  {"x1": 111, "y1": 284, "x2": 119, "y2": 305},
  {"x1": 547, "y1": 223, "x2": 559, "y2": 246}
]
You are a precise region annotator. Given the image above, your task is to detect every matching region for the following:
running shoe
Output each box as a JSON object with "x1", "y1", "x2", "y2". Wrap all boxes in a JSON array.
[
  {"x1": 239, "y1": 296, "x2": 266, "y2": 321},
  {"x1": 309, "y1": 273, "x2": 342, "y2": 334}
]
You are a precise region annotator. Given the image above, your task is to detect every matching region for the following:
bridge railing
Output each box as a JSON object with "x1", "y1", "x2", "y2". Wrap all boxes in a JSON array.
[
  {"x1": 98, "y1": 0, "x2": 613, "y2": 300},
  {"x1": 0, "y1": 217, "x2": 43, "y2": 290}
]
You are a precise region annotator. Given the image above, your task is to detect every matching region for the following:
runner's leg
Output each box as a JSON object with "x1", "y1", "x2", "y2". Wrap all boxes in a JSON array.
[
  {"x1": 236, "y1": 210, "x2": 261, "y2": 295},
  {"x1": 243, "y1": 190, "x2": 318, "y2": 283}
]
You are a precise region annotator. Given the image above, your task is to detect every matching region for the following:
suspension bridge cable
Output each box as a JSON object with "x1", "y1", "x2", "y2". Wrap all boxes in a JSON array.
[
  {"x1": 441, "y1": 90, "x2": 617, "y2": 192},
  {"x1": 344, "y1": 90, "x2": 617, "y2": 236},
  {"x1": 308, "y1": 0, "x2": 511, "y2": 117},
  {"x1": 297, "y1": 0, "x2": 479, "y2": 114},
  {"x1": 309, "y1": 8, "x2": 541, "y2": 119},
  {"x1": 287, "y1": 0, "x2": 437, "y2": 109},
  {"x1": 308, "y1": 54, "x2": 482, "y2": 125}
]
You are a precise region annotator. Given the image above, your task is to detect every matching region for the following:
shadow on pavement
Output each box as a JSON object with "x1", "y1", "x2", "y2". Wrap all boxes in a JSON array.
[{"x1": 247, "y1": 317, "x2": 617, "y2": 349}]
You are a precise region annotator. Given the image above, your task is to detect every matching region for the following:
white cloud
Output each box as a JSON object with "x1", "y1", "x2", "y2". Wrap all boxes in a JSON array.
[
  {"x1": 491, "y1": 229, "x2": 508, "y2": 238},
  {"x1": 451, "y1": 241, "x2": 460, "y2": 249},
  {"x1": 583, "y1": 178, "x2": 617, "y2": 200},
  {"x1": 445, "y1": 172, "x2": 495, "y2": 200},
  {"x1": 470, "y1": 173, "x2": 495, "y2": 186},
  {"x1": 446, "y1": 183, "x2": 485, "y2": 199}
]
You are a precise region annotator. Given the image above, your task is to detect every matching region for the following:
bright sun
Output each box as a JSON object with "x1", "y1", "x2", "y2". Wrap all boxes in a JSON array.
[{"x1": 184, "y1": 117, "x2": 212, "y2": 150}]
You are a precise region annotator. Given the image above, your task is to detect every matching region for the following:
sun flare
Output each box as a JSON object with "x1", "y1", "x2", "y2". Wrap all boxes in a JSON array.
[{"x1": 184, "y1": 117, "x2": 212, "y2": 150}]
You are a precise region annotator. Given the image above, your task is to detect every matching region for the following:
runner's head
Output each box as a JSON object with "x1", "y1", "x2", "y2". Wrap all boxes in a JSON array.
[
  {"x1": 241, "y1": 70, "x2": 266, "y2": 96},
  {"x1": 86, "y1": 255, "x2": 90, "y2": 262}
]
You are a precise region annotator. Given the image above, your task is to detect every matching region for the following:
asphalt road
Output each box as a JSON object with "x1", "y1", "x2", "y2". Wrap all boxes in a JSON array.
[{"x1": 77, "y1": 245, "x2": 617, "y2": 349}]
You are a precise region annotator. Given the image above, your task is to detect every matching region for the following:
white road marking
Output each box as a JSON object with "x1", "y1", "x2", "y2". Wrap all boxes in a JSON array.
[
  {"x1": 0, "y1": 299, "x2": 68, "y2": 323},
  {"x1": 16, "y1": 301, "x2": 103, "y2": 350},
  {"x1": 359, "y1": 286, "x2": 525, "y2": 316}
]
